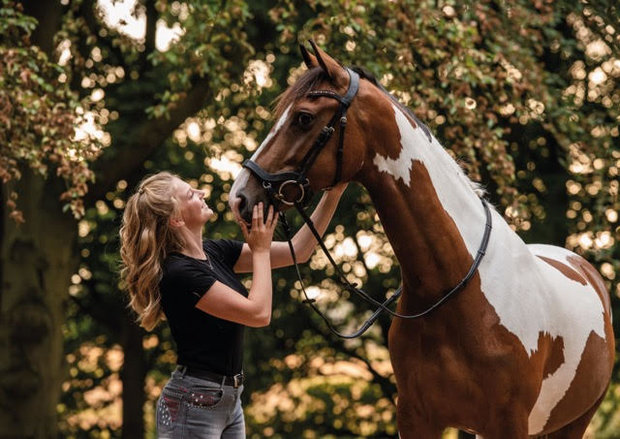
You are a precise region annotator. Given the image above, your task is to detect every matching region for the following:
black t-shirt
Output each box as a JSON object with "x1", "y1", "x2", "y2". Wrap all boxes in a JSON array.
[{"x1": 159, "y1": 239, "x2": 246, "y2": 376}]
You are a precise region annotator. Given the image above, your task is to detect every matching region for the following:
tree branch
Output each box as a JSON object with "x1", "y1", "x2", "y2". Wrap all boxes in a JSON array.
[
  {"x1": 22, "y1": 0, "x2": 63, "y2": 57},
  {"x1": 87, "y1": 78, "x2": 214, "y2": 201},
  {"x1": 141, "y1": 0, "x2": 158, "y2": 71},
  {"x1": 78, "y1": 0, "x2": 127, "y2": 66}
]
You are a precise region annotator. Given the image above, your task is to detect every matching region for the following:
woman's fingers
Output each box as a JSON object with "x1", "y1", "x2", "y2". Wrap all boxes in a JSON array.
[
  {"x1": 248, "y1": 202, "x2": 278, "y2": 234},
  {"x1": 268, "y1": 206, "x2": 278, "y2": 230},
  {"x1": 252, "y1": 204, "x2": 259, "y2": 229},
  {"x1": 256, "y1": 202, "x2": 264, "y2": 227}
]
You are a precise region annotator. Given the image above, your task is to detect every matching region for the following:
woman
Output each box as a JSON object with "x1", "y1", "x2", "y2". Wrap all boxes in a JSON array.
[{"x1": 119, "y1": 171, "x2": 346, "y2": 438}]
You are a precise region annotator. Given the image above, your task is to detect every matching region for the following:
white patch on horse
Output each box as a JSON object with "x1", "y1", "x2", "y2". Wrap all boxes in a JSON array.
[
  {"x1": 525, "y1": 244, "x2": 606, "y2": 432},
  {"x1": 251, "y1": 105, "x2": 291, "y2": 161},
  {"x1": 230, "y1": 105, "x2": 292, "y2": 201},
  {"x1": 375, "y1": 104, "x2": 607, "y2": 435}
]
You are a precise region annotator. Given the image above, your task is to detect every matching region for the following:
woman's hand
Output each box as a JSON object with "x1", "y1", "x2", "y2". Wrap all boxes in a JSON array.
[{"x1": 239, "y1": 202, "x2": 278, "y2": 253}]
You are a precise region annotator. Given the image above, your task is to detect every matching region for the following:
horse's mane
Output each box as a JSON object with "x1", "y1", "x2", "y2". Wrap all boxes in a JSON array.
[{"x1": 351, "y1": 66, "x2": 486, "y2": 198}]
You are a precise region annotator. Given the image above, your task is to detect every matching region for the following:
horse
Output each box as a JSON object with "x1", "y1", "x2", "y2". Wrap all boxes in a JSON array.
[{"x1": 228, "y1": 41, "x2": 615, "y2": 438}]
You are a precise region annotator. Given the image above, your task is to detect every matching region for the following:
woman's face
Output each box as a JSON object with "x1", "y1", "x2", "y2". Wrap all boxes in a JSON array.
[{"x1": 172, "y1": 178, "x2": 213, "y2": 228}]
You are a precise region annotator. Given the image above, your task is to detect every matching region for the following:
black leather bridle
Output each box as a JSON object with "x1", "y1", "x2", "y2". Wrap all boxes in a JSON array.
[
  {"x1": 241, "y1": 66, "x2": 493, "y2": 339},
  {"x1": 243, "y1": 68, "x2": 360, "y2": 206}
]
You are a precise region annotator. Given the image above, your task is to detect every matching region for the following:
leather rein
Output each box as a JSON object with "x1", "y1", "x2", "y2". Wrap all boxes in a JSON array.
[{"x1": 243, "y1": 68, "x2": 493, "y2": 338}]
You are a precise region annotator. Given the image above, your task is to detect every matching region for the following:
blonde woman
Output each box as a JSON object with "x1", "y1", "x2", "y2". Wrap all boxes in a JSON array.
[{"x1": 119, "y1": 171, "x2": 346, "y2": 439}]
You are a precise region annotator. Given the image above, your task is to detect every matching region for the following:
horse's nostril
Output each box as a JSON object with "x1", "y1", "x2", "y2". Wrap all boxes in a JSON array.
[
  {"x1": 237, "y1": 192, "x2": 253, "y2": 224},
  {"x1": 237, "y1": 192, "x2": 247, "y2": 213}
]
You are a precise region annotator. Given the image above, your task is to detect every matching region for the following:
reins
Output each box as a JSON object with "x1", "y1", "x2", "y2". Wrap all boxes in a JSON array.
[
  {"x1": 277, "y1": 198, "x2": 492, "y2": 339},
  {"x1": 243, "y1": 65, "x2": 494, "y2": 338}
]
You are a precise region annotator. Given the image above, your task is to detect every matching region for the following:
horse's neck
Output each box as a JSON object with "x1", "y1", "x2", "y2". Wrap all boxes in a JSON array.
[{"x1": 358, "y1": 103, "x2": 489, "y2": 307}]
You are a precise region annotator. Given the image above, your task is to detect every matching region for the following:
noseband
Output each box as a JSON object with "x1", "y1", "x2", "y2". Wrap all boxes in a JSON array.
[{"x1": 243, "y1": 68, "x2": 360, "y2": 206}]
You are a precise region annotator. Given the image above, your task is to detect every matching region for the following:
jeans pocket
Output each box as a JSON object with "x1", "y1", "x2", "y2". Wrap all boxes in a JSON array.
[
  {"x1": 157, "y1": 388, "x2": 184, "y2": 436},
  {"x1": 186, "y1": 386, "x2": 224, "y2": 409}
]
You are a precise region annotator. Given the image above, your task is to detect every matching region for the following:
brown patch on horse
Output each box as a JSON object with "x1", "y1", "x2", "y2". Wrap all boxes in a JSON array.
[
  {"x1": 350, "y1": 83, "x2": 405, "y2": 163},
  {"x1": 376, "y1": 161, "x2": 540, "y2": 435},
  {"x1": 537, "y1": 330, "x2": 612, "y2": 435},
  {"x1": 537, "y1": 256, "x2": 587, "y2": 285},
  {"x1": 530, "y1": 332, "x2": 565, "y2": 379},
  {"x1": 390, "y1": 265, "x2": 541, "y2": 437}
]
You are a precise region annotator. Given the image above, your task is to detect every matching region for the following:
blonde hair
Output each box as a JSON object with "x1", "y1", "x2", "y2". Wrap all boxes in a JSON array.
[{"x1": 119, "y1": 172, "x2": 185, "y2": 331}]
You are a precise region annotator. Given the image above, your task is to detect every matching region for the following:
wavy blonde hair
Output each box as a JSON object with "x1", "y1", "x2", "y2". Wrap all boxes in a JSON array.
[{"x1": 119, "y1": 172, "x2": 185, "y2": 331}]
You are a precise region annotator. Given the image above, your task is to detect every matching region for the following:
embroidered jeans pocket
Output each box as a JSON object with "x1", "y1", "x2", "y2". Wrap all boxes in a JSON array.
[
  {"x1": 187, "y1": 387, "x2": 224, "y2": 409},
  {"x1": 157, "y1": 389, "x2": 184, "y2": 437}
]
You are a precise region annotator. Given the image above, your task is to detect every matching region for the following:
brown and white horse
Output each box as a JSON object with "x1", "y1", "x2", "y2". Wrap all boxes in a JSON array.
[{"x1": 229, "y1": 43, "x2": 615, "y2": 438}]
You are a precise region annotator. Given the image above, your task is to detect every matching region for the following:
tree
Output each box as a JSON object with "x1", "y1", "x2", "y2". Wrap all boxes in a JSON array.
[
  {"x1": 1, "y1": 0, "x2": 618, "y2": 437},
  {"x1": 1, "y1": 0, "x2": 254, "y2": 436}
]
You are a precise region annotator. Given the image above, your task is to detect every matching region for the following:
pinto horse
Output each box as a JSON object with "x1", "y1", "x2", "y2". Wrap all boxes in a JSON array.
[{"x1": 229, "y1": 42, "x2": 615, "y2": 438}]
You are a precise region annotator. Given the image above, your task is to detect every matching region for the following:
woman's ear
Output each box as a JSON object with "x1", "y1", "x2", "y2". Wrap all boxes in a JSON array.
[{"x1": 169, "y1": 216, "x2": 185, "y2": 228}]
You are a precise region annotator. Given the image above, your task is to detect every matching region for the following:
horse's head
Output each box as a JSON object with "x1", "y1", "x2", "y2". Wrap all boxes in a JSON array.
[{"x1": 230, "y1": 42, "x2": 371, "y2": 224}]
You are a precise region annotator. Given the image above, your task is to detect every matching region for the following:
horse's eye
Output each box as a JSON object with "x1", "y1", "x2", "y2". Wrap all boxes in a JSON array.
[{"x1": 297, "y1": 112, "x2": 314, "y2": 129}]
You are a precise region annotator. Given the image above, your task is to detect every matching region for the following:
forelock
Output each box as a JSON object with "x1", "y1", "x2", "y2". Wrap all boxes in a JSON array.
[{"x1": 273, "y1": 67, "x2": 328, "y2": 119}]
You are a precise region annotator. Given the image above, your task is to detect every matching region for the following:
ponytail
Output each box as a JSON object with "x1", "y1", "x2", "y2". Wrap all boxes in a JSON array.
[{"x1": 119, "y1": 172, "x2": 184, "y2": 330}]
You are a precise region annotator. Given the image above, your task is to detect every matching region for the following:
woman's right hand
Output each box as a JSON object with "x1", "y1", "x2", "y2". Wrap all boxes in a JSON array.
[{"x1": 239, "y1": 202, "x2": 278, "y2": 253}]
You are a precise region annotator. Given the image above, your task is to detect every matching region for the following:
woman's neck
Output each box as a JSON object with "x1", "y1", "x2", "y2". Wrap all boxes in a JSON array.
[{"x1": 178, "y1": 227, "x2": 206, "y2": 259}]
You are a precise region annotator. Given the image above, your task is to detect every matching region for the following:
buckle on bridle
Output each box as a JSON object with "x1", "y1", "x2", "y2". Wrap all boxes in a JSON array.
[
  {"x1": 276, "y1": 179, "x2": 307, "y2": 206},
  {"x1": 317, "y1": 126, "x2": 335, "y2": 143}
]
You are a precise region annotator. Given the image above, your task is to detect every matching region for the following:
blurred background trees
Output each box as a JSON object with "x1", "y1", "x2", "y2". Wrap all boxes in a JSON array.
[{"x1": 1, "y1": 0, "x2": 618, "y2": 437}]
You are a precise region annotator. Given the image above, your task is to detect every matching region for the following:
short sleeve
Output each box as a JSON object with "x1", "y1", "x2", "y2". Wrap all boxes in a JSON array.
[
  {"x1": 161, "y1": 262, "x2": 217, "y2": 307},
  {"x1": 206, "y1": 239, "x2": 243, "y2": 268}
]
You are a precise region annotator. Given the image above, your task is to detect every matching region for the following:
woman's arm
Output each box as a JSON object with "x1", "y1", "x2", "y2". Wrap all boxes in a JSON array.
[
  {"x1": 196, "y1": 203, "x2": 277, "y2": 327},
  {"x1": 233, "y1": 183, "x2": 348, "y2": 273}
]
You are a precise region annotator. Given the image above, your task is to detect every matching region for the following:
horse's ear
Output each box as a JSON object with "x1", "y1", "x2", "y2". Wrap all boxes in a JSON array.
[
  {"x1": 299, "y1": 43, "x2": 317, "y2": 69},
  {"x1": 308, "y1": 40, "x2": 345, "y2": 81}
]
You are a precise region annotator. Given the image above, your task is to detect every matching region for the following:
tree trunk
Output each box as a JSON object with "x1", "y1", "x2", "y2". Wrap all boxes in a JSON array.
[
  {"x1": 120, "y1": 312, "x2": 147, "y2": 439},
  {"x1": 0, "y1": 170, "x2": 78, "y2": 438}
]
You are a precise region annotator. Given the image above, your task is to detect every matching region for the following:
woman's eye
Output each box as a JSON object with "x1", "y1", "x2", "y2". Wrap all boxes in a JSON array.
[{"x1": 297, "y1": 112, "x2": 314, "y2": 128}]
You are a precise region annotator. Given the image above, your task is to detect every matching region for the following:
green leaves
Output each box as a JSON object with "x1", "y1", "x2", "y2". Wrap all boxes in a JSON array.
[
  {"x1": 1, "y1": 2, "x2": 103, "y2": 220},
  {"x1": 7, "y1": 0, "x2": 617, "y2": 436}
]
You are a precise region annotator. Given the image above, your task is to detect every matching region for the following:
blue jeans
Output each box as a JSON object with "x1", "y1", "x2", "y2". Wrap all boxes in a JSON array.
[{"x1": 156, "y1": 368, "x2": 245, "y2": 438}]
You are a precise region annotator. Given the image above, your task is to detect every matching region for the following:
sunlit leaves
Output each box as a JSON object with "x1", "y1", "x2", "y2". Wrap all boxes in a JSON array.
[
  {"x1": 1, "y1": 1, "x2": 103, "y2": 220},
  {"x1": 7, "y1": 0, "x2": 612, "y2": 436}
]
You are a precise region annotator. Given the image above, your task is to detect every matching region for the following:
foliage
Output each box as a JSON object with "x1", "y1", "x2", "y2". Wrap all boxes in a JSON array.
[
  {"x1": 2, "y1": 0, "x2": 618, "y2": 437},
  {"x1": 0, "y1": 0, "x2": 102, "y2": 221}
]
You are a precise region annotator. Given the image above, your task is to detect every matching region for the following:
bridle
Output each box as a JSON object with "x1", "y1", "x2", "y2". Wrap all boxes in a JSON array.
[
  {"x1": 242, "y1": 67, "x2": 493, "y2": 339},
  {"x1": 243, "y1": 68, "x2": 360, "y2": 206}
]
